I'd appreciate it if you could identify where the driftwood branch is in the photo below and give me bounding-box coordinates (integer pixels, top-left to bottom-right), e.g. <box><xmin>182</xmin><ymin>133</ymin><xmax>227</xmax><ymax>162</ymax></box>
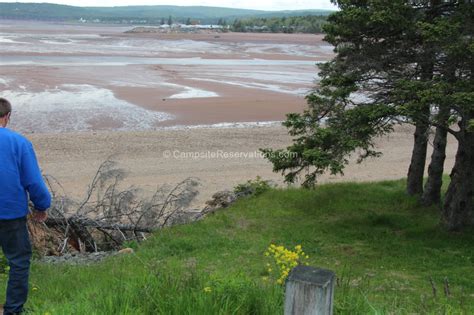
<box><xmin>30</xmin><ymin>159</ymin><xmax>200</xmax><ymax>255</ymax></box>
<box><xmin>45</xmin><ymin>217</ymin><xmax>155</xmax><ymax>233</ymax></box>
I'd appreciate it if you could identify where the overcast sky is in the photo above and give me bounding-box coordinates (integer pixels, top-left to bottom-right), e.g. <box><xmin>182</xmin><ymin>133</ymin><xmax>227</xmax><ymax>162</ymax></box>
<box><xmin>2</xmin><ymin>1</ymin><xmax>338</xmax><ymax>11</ymax></box>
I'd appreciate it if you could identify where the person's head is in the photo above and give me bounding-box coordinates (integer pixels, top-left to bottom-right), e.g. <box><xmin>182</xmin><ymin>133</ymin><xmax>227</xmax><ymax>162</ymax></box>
<box><xmin>0</xmin><ymin>98</ymin><xmax>12</xmax><ymax>127</ymax></box>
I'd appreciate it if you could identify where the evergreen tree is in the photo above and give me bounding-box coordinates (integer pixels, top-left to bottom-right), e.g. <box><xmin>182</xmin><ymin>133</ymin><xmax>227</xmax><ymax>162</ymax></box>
<box><xmin>232</xmin><ymin>19</ymin><xmax>244</xmax><ymax>32</ymax></box>
<box><xmin>262</xmin><ymin>0</ymin><xmax>473</xmax><ymax>230</ymax></box>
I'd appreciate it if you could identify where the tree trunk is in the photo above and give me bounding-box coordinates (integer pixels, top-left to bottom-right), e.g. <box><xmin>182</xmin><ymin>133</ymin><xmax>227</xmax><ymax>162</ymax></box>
<box><xmin>442</xmin><ymin>120</ymin><xmax>474</xmax><ymax>231</ymax></box>
<box><xmin>407</xmin><ymin>57</ymin><xmax>433</xmax><ymax>196</ymax></box>
<box><xmin>407</xmin><ymin>112</ymin><xmax>430</xmax><ymax>195</ymax></box>
<box><xmin>422</xmin><ymin>107</ymin><xmax>450</xmax><ymax>205</ymax></box>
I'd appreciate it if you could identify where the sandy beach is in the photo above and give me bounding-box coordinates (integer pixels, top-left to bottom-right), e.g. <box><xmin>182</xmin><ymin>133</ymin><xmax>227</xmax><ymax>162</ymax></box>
<box><xmin>30</xmin><ymin>125</ymin><xmax>457</xmax><ymax>208</ymax></box>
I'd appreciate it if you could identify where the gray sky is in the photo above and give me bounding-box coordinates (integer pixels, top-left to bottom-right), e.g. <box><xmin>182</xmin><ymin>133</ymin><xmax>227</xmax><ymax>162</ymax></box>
<box><xmin>2</xmin><ymin>1</ymin><xmax>338</xmax><ymax>11</ymax></box>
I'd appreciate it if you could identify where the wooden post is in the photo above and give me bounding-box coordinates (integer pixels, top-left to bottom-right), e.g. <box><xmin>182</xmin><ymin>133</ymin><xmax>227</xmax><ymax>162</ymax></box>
<box><xmin>284</xmin><ymin>265</ymin><xmax>335</xmax><ymax>315</ymax></box>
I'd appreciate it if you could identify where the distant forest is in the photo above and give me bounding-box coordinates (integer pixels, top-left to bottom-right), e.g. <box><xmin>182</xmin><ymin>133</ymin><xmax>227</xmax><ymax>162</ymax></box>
<box><xmin>231</xmin><ymin>15</ymin><xmax>327</xmax><ymax>33</ymax></box>
<box><xmin>0</xmin><ymin>2</ymin><xmax>333</xmax><ymax>31</ymax></box>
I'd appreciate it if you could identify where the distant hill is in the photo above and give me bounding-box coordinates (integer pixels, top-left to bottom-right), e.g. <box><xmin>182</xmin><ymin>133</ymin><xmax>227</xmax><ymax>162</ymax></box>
<box><xmin>0</xmin><ymin>3</ymin><xmax>334</xmax><ymax>24</ymax></box>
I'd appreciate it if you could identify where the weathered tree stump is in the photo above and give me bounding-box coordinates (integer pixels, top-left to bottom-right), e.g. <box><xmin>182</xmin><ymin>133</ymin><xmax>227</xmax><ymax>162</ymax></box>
<box><xmin>284</xmin><ymin>265</ymin><xmax>335</xmax><ymax>315</ymax></box>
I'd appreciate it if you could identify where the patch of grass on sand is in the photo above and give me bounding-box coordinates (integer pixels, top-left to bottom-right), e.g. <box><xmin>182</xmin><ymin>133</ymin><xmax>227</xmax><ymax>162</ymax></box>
<box><xmin>1</xmin><ymin>179</ymin><xmax>473</xmax><ymax>314</ymax></box>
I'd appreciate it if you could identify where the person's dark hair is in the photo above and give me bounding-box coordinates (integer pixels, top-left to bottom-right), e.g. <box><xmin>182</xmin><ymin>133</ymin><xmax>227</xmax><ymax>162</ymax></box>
<box><xmin>0</xmin><ymin>98</ymin><xmax>12</xmax><ymax>118</ymax></box>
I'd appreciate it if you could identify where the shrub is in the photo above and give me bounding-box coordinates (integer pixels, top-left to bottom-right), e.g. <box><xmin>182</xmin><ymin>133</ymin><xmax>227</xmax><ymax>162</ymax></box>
<box><xmin>234</xmin><ymin>176</ymin><xmax>275</xmax><ymax>197</ymax></box>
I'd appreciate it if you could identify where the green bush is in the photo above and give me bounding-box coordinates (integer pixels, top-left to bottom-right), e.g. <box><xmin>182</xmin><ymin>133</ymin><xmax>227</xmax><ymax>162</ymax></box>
<box><xmin>234</xmin><ymin>176</ymin><xmax>275</xmax><ymax>197</ymax></box>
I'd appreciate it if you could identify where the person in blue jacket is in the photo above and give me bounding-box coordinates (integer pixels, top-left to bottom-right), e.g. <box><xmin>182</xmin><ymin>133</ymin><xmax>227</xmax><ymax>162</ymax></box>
<box><xmin>0</xmin><ymin>97</ymin><xmax>51</xmax><ymax>315</ymax></box>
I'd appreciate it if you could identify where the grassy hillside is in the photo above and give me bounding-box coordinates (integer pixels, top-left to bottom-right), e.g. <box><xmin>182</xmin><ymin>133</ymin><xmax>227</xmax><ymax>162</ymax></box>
<box><xmin>85</xmin><ymin>5</ymin><xmax>266</xmax><ymax>19</ymax></box>
<box><xmin>0</xmin><ymin>3</ymin><xmax>90</xmax><ymax>20</ymax></box>
<box><xmin>0</xmin><ymin>3</ymin><xmax>334</xmax><ymax>24</ymax></box>
<box><xmin>1</xmin><ymin>180</ymin><xmax>473</xmax><ymax>314</ymax></box>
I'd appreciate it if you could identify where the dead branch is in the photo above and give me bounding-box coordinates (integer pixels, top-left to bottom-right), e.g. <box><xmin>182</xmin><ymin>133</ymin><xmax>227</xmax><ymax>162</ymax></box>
<box><xmin>30</xmin><ymin>159</ymin><xmax>200</xmax><ymax>255</ymax></box>
<box><xmin>45</xmin><ymin>216</ymin><xmax>155</xmax><ymax>233</ymax></box>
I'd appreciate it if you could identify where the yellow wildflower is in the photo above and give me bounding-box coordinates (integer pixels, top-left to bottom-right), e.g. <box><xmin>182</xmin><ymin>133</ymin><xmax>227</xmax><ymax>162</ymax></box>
<box><xmin>264</xmin><ymin>244</ymin><xmax>311</xmax><ymax>285</ymax></box>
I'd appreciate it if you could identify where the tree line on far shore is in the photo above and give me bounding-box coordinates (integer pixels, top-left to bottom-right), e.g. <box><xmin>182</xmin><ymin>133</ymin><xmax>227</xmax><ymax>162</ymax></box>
<box><xmin>159</xmin><ymin>15</ymin><xmax>328</xmax><ymax>34</ymax></box>
<box><xmin>231</xmin><ymin>15</ymin><xmax>327</xmax><ymax>33</ymax></box>
<box><xmin>263</xmin><ymin>0</ymin><xmax>473</xmax><ymax>231</ymax></box>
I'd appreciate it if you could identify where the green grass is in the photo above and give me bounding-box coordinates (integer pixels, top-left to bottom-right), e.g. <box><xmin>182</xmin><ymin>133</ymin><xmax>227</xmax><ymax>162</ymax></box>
<box><xmin>1</xmin><ymin>179</ymin><xmax>473</xmax><ymax>314</ymax></box>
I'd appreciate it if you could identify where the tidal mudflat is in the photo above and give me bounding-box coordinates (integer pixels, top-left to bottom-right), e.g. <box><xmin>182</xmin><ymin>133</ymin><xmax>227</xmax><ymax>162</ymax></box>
<box><xmin>0</xmin><ymin>21</ymin><xmax>328</xmax><ymax>133</ymax></box>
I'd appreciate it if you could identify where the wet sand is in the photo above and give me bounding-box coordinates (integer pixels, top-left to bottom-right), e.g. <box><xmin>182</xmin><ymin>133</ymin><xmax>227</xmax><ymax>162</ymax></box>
<box><xmin>112</xmin><ymin>79</ymin><xmax>308</xmax><ymax>126</ymax></box>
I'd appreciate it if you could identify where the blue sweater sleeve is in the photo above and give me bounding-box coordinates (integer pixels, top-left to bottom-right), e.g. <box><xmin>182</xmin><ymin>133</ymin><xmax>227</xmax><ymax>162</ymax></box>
<box><xmin>20</xmin><ymin>142</ymin><xmax>52</xmax><ymax>211</ymax></box>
